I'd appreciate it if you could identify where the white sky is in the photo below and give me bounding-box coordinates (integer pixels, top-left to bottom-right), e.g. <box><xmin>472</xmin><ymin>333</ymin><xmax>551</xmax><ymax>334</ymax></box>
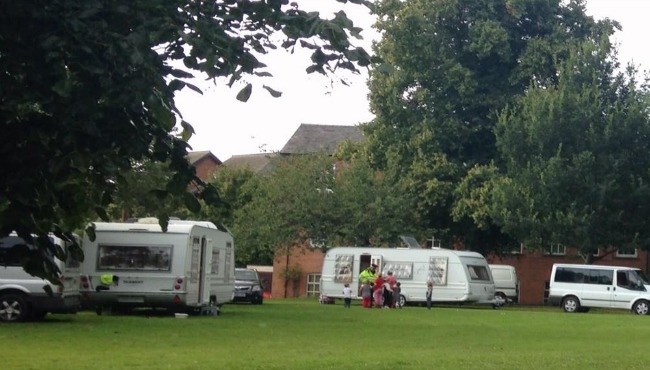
<box><xmin>175</xmin><ymin>0</ymin><xmax>650</xmax><ymax>161</ymax></box>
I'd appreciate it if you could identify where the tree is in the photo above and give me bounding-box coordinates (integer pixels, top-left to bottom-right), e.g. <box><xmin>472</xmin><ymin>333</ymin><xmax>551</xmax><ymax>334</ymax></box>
<box><xmin>490</xmin><ymin>42</ymin><xmax>650</xmax><ymax>262</ymax></box>
<box><xmin>200</xmin><ymin>165</ymin><xmax>261</xmax><ymax>231</ymax></box>
<box><xmin>363</xmin><ymin>0</ymin><xmax>617</xmax><ymax>250</ymax></box>
<box><xmin>230</xmin><ymin>151</ymin><xmax>418</xmax><ymax>266</ymax></box>
<box><xmin>0</xmin><ymin>0</ymin><xmax>372</xmax><ymax>281</ymax></box>
<box><xmin>233</xmin><ymin>154</ymin><xmax>340</xmax><ymax>265</ymax></box>
<box><xmin>108</xmin><ymin>159</ymin><xmax>199</xmax><ymax>222</ymax></box>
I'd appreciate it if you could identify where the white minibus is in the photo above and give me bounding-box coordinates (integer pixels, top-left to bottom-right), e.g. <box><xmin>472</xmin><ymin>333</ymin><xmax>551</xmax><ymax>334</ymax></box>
<box><xmin>549</xmin><ymin>263</ymin><xmax>650</xmax><ymax>315</ymax></box>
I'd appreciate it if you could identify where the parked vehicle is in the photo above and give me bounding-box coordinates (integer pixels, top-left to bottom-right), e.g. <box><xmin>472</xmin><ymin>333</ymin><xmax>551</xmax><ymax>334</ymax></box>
<box><xmin>320</xmin><ymin>237</ymin><xmax>495</xmax><ymax>307</ymax></box>
<box><xmin>0</xmin><ymin>233</ymin><xmax>80</xmax><ymax>322</ymax></box>
<box><xmin>489</xmin><ymin>264</ymin><xmax>519</xmax><ymax>304</ymax></box>
<box><xmin>549</xmin><ymin>263</ymin><xmax>650</xmax><ymax>315</ymax></box>
<box><xmin>233</xmin><ymin>268</ymin><xmax>264</xmax><ymax>304</ymax></box>
<box><xmin>79</xmin><ymin>219</ymin><xmax>234</xmax><ymax>315</ymax></box>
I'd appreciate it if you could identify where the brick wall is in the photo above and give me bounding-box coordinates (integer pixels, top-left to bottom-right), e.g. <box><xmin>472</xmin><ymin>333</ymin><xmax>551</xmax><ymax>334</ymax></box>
<box><xmin>193</xmin><ymin>157</ymin><xmax>218</xmax><ymax>182</ymax></box>
<box><xmin>272</xmin><ymin>246</ymin><xmax>325</xmax><ymax>298</ymax></box>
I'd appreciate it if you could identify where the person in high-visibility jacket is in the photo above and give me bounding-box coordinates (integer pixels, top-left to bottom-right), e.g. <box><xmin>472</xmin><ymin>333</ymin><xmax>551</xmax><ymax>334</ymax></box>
<box><xmin>96</xmin><ymin>274</ymin><xmax>119</xmax><ymax>292</ymax></box>
<box><xmin>359</xmin><ymin>264</ymin><xmax>378</xmax><ymax>284</ymax></box>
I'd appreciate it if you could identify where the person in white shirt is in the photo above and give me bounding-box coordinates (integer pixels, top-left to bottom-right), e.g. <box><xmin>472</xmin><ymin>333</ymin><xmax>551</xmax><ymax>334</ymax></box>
<box><xmin>342</xmin><ymin>283</ymin><xmax>353</xmax><ymax>308</ymax></box>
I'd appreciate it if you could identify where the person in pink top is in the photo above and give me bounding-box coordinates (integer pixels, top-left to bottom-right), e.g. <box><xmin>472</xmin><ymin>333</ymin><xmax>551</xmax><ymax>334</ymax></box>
<box><xmin>385</xmin><ymin>271</ymin><xmax>397</xmax><ymax>288</ymax></box>
<box><xmin>373</xmin><ymin>274</ymin><xmax>385</xmax><ymax>308</ymax></box>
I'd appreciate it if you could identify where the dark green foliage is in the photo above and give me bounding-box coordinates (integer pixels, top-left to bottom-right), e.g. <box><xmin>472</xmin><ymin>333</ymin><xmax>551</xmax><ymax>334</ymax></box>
<box><xmin>363</xmin><ymin>0</ymin><xmax>617</xmax><ymax>251</ymax></box>
<box><xmin>492</xmin><ymin>43</ymin><xmax>650</xmax><ymax>260</ymax></box>
<box><xmin>0</xmin><ymin>0</ymin><xmax>371</xmax><ymax>281</ymax></box>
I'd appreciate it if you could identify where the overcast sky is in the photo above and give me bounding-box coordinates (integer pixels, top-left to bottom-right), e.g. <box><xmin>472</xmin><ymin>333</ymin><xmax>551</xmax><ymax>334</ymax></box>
<box><xmin>175</xmin><ymin>0</ymin><xmax>650</xmax><ymax>161</ymax></box>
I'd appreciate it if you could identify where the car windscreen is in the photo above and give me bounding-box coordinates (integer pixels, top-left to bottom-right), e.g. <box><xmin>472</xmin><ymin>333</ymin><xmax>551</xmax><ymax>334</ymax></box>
<box><xmin>235</xmin><ymin>269</ymin><xmax>258</xmax><ymax>281</ymax></box>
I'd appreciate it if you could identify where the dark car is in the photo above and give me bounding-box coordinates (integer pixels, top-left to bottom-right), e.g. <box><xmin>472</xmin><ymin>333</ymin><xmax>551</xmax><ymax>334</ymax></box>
<box><xmin>233</xmin><ymin>268</ymin><xmax>263</xmax><ymax>304</ymax></box>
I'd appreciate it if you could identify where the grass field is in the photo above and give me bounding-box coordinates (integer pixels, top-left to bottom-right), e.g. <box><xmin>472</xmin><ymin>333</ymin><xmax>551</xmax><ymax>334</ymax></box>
<box><xmin>2</xmin><ymin>299</ymin><xmax>650</xmax><ymax>370</ymax></box>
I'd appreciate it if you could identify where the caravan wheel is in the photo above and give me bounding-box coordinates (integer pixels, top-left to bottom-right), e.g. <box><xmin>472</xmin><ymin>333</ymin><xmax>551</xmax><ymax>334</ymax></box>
<box><xmin>398</xmin><ymin>295</ymin><xmax>406</xmax><ymax>308</ymax></box>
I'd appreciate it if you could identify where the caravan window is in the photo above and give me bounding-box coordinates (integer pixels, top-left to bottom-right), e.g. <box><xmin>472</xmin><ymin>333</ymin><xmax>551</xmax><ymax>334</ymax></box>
<box><xmin>467</xmin><ymin>265</ymin><xmax>491</xmax><ymax>281</ymax></box>
<box><xmin>334</xmin><ymin>254</ymin><xmax>353</xmax><ymax>283</ymax></box>
<box><xmin>98</xmin><ymin>244</ymin><xmax>172</xmax><ymax>271</ymax></box>
<box><xmin>384</xmin><ymin>262</ymin><xmax>413</xmax><ymax>280</ymax></box>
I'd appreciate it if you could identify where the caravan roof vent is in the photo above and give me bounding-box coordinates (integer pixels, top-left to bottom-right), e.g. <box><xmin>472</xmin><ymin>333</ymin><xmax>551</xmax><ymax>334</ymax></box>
<box><xmin>398</xmin><ymin>236</ymin><xmax>422</xmax><ymax>249</ymax></box>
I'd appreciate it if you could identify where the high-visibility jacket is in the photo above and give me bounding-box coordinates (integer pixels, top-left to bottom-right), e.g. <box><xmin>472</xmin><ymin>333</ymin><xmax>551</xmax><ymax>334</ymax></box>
<box><xmin>359</xmin><ymin>268</ymin><xmax>377</xmax><ymax>284</ymax></box>
<box><xmin>100</xmin><ymin>274</ymin><xmax>115</xmax><ymax>285</ymax></box>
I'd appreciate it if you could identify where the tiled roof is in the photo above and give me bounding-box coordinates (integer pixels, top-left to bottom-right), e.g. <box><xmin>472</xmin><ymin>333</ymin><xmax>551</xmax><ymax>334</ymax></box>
<box><xmin>221</xmin><ymin>153</ymin><xmax>276</xmax><ymax>174</ymax></box>
<box><xmin>280</xmin><ymin>124</ymin><xmax>364</xmax><ymax>155</ymax></box>
<box><xmin>187</xmin><ymin>150</ymin><xmax>222</xmax><ymax>165</ymax></box>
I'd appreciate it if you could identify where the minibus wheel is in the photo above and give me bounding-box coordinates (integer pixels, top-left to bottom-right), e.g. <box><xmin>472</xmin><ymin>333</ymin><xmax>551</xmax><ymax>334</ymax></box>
<box><xmin>562</xmin><ymin>296</ymin><xmax>580</xmax><ymax>313</ymax></box>
<box><xmin>632</xmin><ymin>300</ymin><xmax>650</xmax><ymax>315</ymax></box>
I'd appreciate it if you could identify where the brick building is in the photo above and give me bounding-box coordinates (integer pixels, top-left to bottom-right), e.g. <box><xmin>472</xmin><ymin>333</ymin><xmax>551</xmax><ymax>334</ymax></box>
<box><xmin>187</xmin><ymin>150</ymin><xmax>222</xmax><ymax>181</ymax></box>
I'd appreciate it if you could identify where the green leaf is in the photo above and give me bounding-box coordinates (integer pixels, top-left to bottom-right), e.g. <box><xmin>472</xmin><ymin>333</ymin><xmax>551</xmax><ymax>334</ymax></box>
<box><xmin>184</xmin><ymin>82</ymin><xmax>203</xmax><ymax>95</ymax></box>
<box><xmin>95</xmin><ymin>207</ymin><xmax>109</xmax><ymax>221</ymax></box>
<box><xmin>68</xmin><ymin>243</ymin><xmax>85</xmax><ymax>263</ymax></box>
<box><xmin>262</xmin><ymin>85</ymin><xmax>283</xmax><ymax>98</ymax></box>
<box><xmin>183</xmin><ymin>192</ymin><xmax>202</xmax><ymax>213</ymax></box>
<box><xmin>180</xmin><ymin>120</ymin><xmax>195</xmax><ymax>141</ymax></box>
<box><xmin>236</xmin><ymin>83</ymin><xmax>253</xmax><ymax>102</ymax></box>
<box><xmin>86</xmin><ymin>224</ymin><xmax>96</xmax><ymax>242</ymax></box>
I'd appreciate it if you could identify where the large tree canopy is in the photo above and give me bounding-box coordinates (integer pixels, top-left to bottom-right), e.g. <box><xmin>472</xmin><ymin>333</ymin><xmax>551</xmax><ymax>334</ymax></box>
<box><xmin>0</xmin><ymin>0</ymin><xmax>372</xmax><ymax>280</ymax></box>
<box><xmin>362</xmin><ymin>0</ymin><xmax>617</xmax><ymax>250</ymax></box>
<box><xmin>490</xmin><ymin>43</ymin><xmax>650</xmax><ymax>261</ymax></box>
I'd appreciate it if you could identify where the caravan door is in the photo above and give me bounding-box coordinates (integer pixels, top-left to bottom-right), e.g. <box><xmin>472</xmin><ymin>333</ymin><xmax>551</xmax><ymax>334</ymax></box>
<box><xmin>187</xmin><ymin>235</ymin><xmax>209</xmax><ymax>306</ymax></box>
<box><xmin>371</xmin><ymin>255</ymin><xmax>383</xmax><ymax>276</ymax></box>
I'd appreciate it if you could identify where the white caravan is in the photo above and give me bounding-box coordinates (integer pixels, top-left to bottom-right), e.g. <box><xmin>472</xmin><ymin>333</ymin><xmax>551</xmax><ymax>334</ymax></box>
<box><xmin>549</xmin><ymin>263</ymin><xmax>650</xmax><ymax>315</ymax></box>
<box><xmin>79</xmin><ymin>220</ymin><xmax>234</xmax><ymax>314</ymax></box>
<box><xmin>320</xmin><ymin>240</ymin><xmax>495</xmax><ymax>306</ymax></box>
<box><xmin>0</xmin><ymin>233</ymin><xmax>80</xmax><ymax>322</ymax></box>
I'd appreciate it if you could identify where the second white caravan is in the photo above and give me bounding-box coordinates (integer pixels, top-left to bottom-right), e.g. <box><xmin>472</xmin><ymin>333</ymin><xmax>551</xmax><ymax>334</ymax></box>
<box><xmin>80</xmin><ymin>220</ymin><xmax>234</xmax><ymax>314</ymax></box>
<box><xmin>320</xmin><ymin>241</ymin><xmax>495</xmax><ymax>306</ymax></box>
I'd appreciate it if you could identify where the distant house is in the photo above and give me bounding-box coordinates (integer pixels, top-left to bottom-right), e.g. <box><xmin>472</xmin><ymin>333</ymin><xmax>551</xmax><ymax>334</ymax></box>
<box><xmin>221</xmin><ymin>153</ymin><xmax>277</xmax><ymax>175</ymax></box>
<box><xmin>187</xmin><ymin>150</ymin><xmax>222</xmax><ymax>181</ymax></box>
<box><xmin>280</xmin><ymin>123</ymin><xmax>364</xmax><ymax>155</ymax></box>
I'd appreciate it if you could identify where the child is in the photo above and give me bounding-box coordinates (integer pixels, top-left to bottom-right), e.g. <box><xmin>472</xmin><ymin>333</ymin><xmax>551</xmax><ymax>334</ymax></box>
<box><xmin>342</xmin><ymin>283</ymin><xmax>352</xmax><ymax>308</ymax></box>
<box><xmin>392</xmin><ymin>281</ymin><xmax>402</xmax><ymax>309</ymax></box>
<box><xmin>382</xmin><ymin>278</ymin><xmax>393</xmax><ymax>309</ymax></box>
<box><xmin>426</xmin><ymin>281</ymin><xmax>433</xmax><ymax>309</ymax></box>
<box><xmin>359</xmin><ymin>282</ymin><xmax>372</xmax><ymax>308</ymax></box>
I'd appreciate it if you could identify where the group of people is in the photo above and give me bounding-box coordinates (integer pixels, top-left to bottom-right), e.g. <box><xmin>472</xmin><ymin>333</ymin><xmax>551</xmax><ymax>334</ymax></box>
<box><xmin>357</xmin><ymin>263</ymin><xmax>402</xmax><ymax>309</ymax></box>
<box><xmin>340</xmin><ymin>263</ymin><xmax>434</xmax><ymax>309</ymax></box>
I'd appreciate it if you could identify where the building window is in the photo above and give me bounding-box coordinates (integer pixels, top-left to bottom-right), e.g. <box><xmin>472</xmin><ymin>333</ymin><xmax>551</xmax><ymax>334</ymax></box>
<box><xmin>616</xmin><ymin>247</ymin><xmax>637</xmax><ymax>258</ymax></box>
<box><xmin>546</xmin><ymin>244</ymin><xmax>566</xmax><ymax>256</ymax></box>
<box><xmin>306</xmin><ymin>273</ymin><xmax>321</xmax><ymax>297</ymax></box>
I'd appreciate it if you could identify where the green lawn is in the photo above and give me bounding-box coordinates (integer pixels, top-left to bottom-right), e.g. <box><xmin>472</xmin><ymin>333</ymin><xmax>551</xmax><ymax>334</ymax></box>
<box><xmin>2</xmin><ymin>300</ymin><xmax>650</xmax><ymax>370</ymax></box>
